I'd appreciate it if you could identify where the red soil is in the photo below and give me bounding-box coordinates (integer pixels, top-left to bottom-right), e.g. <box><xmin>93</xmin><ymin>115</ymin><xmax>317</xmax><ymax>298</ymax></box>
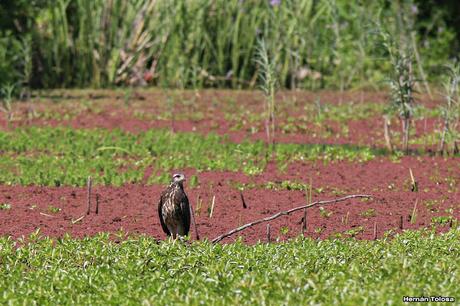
<box><xmin>0</xmin><ymin>89</ymin><xmax>448</xmax><ymax>150</ymax></box>
<box><xmin>1</xmin><ymin>157</ymin><xmax>458</xmax><ymax>243</ymax></box>
<box><xmin>0</xmin><ymin>90</ymin><xmax>458</xmax><ymax>243</ymax></box>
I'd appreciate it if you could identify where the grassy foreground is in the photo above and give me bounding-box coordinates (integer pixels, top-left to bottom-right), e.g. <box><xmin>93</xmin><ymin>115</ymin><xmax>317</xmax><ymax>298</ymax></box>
<box><xmin>0</xmin><ymin>229</ymin><xmax>459</xmax><ymax>305</ymax></box>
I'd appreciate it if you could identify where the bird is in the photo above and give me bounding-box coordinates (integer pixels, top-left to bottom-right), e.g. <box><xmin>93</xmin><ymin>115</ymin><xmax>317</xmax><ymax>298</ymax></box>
<box><xmin>158</xmin><ymin>173</ymin><xmax>191</xmax><ymax>239</ymax></box>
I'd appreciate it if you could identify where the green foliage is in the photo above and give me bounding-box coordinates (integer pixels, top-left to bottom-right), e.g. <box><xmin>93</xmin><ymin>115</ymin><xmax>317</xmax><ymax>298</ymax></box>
<box><xmin>0</xmin><ymin>127</ymin><xmax>380</xmax><ymax>186</ymax></box>
<box><xmin>0</xmin><ymin>84</ymin><xmax>15</xmax><ymax>123</ymax></box>
<box><xmin>0</xmin><ymin>0</ymin><xmax>457</xmax><ymax>89</ymax></box>
<box><xmin>1</xmin><ymin>230</ymin><xmax>460</xmax><ymax>304</ymax></box>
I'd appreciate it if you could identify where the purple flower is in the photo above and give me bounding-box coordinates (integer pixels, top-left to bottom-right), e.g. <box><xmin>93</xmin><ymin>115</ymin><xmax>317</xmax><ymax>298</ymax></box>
<box><xmin>270</xmin><ymin>0</ymin><xmax>280</xmax><ymax>7</ymax></box>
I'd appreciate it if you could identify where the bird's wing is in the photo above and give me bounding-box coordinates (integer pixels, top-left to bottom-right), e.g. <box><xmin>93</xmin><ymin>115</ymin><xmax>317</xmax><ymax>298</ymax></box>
<box><xmin>158</xmin><ymin>190</ymin><xmax>171</xmax><ymax>236</ymax></box>
<box><xmin>179</xmin><ymin>192</ymin><xmax>191</xmax><ymax>234</ymax></box>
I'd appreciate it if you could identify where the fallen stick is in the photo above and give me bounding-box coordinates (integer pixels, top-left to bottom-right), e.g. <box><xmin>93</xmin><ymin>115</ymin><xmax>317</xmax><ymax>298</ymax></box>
<box><xmin>86</xmin><ymin>176</ymin><xmax>92</xmax><ymax>215</ymax></box>
<box><xmin>40</xmin><ymin>212</ymin><xmax>54</xmax><ymax>218</ymax></box>
<box><xmin>72</xmin><ymin>215</ymin><xmax>85</xmax><ymax>224</ymax></box>
<box><xmin>211</xmin><ymin>194</ymin><xmax>372</xmax><ymax>243</ymax></box>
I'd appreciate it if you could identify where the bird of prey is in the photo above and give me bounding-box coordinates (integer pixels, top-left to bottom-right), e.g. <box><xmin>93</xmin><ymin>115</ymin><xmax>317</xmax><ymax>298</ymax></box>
<box><xmin>158</xmin><ymin>173</ymin><xmax>191</xmax><ymax>239</ymax></box>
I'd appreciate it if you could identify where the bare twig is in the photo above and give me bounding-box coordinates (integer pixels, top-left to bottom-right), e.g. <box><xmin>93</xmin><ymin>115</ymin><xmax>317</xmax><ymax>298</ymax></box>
<box><xmin>212</xmin><ymin>194</ymin><xmax>372</xmax><ymax>243</ymax></box>
<box><xmin>400</xmin><ymin>215</ymin><xmax>404</xmax><ymax>230</ymax></box>
<box><xmin>86</xmin><ymin>176</ymin><xmax>92</xmax><ymax>215</ymax></box>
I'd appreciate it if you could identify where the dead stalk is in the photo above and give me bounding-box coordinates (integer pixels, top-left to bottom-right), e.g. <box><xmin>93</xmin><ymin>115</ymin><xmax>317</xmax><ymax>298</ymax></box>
<box><xmin>383</xmin><ymin>115</ymin><xmax>393</xmax><ymax>152</ymax></box>
<box><xmin>302</xmin><ymin>208</ymin><xmax>307</xmax><ymax>234</ymax></box>
<box><xmin>266</xmin><ymin>224</ymin><xmax>271</xmax><ymax>243</ymax></box>
<box><xmin>86</xmin><ymin>176</ymin><xmax>92</xmax><ymax>215</ymax></box>
<box><xmin>240</xmin><ymin>191</ymin><xmax>247</xmax><ymax>209</ymax></box>
<box><xmin>195</xmin><ymin>195</ymin><xmax>202</xmax><ymax>216</ymax></box>
<box><xmin>189</xmin><ymin>202</ymin><xmax>200</xmax><ymax>240</ymax></box>
<box><xmin>212</xmin><ymin>194</ymin><xmax>372</xmax><ymax>243</ymax></box>
<box><xmin>409</xmin><ymin>168</ymin><xmax>418</xmax><ymax>192</ymax></box>
<box><xmin>410</xmin><ymin>198</ymin><xmax>418</xmax><ymax>224</ymax></box>
<box><xmin>209</xmin><ymin>195</ymin><xmax>216</xmax><ymax>218</ymax></box>
<box><xmin>95</xmin><ymin>193</ymin><xmax>100</xmax><ymax>214</ymax></box>
<box><xmin>373</xmin><ymin>222</ymin><xmax>377</xmax><ymax>240</ymax></box>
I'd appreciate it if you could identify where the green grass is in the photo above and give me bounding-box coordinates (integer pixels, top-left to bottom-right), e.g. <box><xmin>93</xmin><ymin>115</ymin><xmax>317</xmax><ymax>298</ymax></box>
<box><xmin>0</xmin><ymin>127</ymin><xmax>380</xmax><ymax>186</ymax></box>
<box><xmin>1</xmin><ymin>229</ymin><xmax>459</xmax><ymax>305</ymax></box>
<box><xmin>2</xmin><ymin>1</ymin><xmax>455</xmax><ymax>90</ymax></box>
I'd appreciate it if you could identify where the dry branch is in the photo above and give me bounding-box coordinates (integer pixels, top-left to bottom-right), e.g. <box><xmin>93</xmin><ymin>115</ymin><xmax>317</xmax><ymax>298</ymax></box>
<box><xmin>211</xmin><ymin>194</ymin><xmax>372</xmax><ymax>243</ymax></box>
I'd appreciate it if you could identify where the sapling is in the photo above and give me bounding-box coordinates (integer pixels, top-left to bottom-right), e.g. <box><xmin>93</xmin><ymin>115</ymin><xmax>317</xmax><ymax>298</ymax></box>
<box><xmin>379</xmin><ymin>14</ymin><xmax>416</xmax><ymax>155</ymax></box>
<box><xmin>255</xmin><ymin>39</ymin><xmax>277</xmax><ymax>155</ymax></box>
<box><xmin>0</xmin><ymin>84</ymin><xmax>15</xmax><ymax>128</ymax></box>
<box><xmin>438</xmin><ymin>64</ymin><xmax>460</xmax><ymax>155</ymax></box>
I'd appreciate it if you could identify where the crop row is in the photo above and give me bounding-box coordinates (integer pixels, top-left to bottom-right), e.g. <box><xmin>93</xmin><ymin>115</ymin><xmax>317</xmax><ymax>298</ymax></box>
<box><xmin>0</xmin><ymin>127</ymin><xmax>378</xmax><ymax>186</ymax></box>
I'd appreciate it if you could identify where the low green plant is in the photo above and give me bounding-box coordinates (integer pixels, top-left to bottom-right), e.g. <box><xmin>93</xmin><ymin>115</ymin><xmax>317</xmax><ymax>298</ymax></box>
<box><xmin>319</xmin><ymin>206</ymin><xmax>333</xmax><ymax>218</ymax></box>
<box><xmin>344</xmin><ymin>226</ymin><xmax>364</xmax><ymax>237</ymax></box>
<box><xmin>360</xmin><ymin>208</ymin><xmax>376</xmax><ymax>218</ymax></box>
<box><xmin>0</xmin><ymin>203</ymin><xmax>11</xmax><ymax>210</ymax></box>
<box><xmin>47</xmin><ymin>205</ymin><xmax>61</xmax><ymax>214</ymax></box>
<box><xmin>0</xmin><ymin>127</ymin><xmax>380</xmax><ymax>186</ymax></box>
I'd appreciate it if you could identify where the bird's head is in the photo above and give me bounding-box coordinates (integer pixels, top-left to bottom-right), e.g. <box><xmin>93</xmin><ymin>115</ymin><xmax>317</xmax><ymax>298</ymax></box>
<box><xmin>171</xmin><ymin>173</ymin><xmax>186</xmax><ymax>185</ymax></box>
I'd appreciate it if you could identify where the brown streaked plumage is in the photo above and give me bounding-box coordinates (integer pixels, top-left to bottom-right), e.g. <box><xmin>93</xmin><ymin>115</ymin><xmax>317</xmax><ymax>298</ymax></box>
<box><xmin>158</xmin><ymin>173</ymin><xmax>191</xmax><ymax>239</ymax></box>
